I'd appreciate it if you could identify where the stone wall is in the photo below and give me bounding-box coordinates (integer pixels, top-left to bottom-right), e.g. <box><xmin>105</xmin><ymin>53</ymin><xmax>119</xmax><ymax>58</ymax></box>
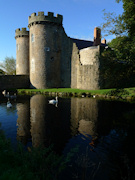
<box><xmin>77</xmin><ymin>46</ymin><xmax>100</xmax><ymax>90</ymax></box>
<box><xmin>28</xmin><ymin>12</ymin><xmax>64</xmax><ymax>89</ymax></box>
<box><xmin>71</xmin><ymin>42</ymin><xmax>80</xmax><ymax>89</ymax></box>
<box><xmin>60</xmin><ymin>30</ymin><xmax>73</xmax><ymax>88</ymax></box>
<box><xmin>71</xmin><ymin>45</ymin><xmax>101</xmax><ymax>90</ymax></box>
<box><xmin>16</xmin><ymin>36</ymin><xmax>29</xmax><ymax>75</ymax></box>
<box><xmin>29</xmin><ymin>23</ymin><xmax>62</xmax><ymax>89</ymax></box>
<box><xmin>0</xmin><ymin>75</ymin><xmax>30</xmax><ymax>90</ymax></box>
<box><xmin>15</xmin><ymin>28</ymin><xmax>29</xmax><ymax>75</ymax></box>
<box><xmin>15</xmin><ymin>11</ymin><xmax>104</xmax><ymax>90</ymax></box>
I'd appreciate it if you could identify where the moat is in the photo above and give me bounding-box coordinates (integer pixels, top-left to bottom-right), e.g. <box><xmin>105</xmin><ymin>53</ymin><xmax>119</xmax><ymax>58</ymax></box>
<box><xmin>0</xmin><ymin>95</ymin><xmax>135</xmax><ymax>179</ymax></box>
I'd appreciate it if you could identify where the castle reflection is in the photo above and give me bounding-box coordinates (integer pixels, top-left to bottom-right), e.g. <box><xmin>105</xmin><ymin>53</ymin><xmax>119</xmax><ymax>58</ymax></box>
<box><xmin>30</xmin><ymin>95</ymin><xmax>48</xmax><ymax>147</ymax></box>
<box><xmin>16</xmin><ymin>95</ymin><xmax>99</xmax><ymax>152</ymax></box>
<box><xmin>11</xmin><ymin>95</ymin><xmax>135</xmax><ymax>179</ymax></box>
<box><xmin>16</xmin><ymin>100</ymin><xmax>30</xmax><ymax>145</ymax></box>
<box><xmin>71</xmin><ymin>98</ymin><xmax>98</xmax><ymax>137</ymax></box>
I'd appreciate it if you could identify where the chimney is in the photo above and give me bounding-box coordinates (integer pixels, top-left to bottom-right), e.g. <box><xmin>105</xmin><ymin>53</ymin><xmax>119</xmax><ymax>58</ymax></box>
<box><xmin>101</xmin><ymin>38</ymin><xmax>106</xmax><ymax>44</ymax></box>
<box><xmin>93</xmin><ymin>27</ymin><xmax>101</xmax><ymax>46</ymax></box>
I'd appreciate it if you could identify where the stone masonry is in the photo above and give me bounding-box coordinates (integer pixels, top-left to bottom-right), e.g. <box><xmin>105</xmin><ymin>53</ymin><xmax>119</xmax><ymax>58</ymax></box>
<box><xmin>15</xmin><ymin>11</ymin><xmax>106</xmax><ymax>90</ymax></box>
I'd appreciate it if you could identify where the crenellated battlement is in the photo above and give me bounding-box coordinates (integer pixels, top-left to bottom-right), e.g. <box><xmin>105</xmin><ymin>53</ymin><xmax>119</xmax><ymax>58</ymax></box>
<box><xmin>28</xmin><ymin>11</ymin><xmax>63</xmax><ymax>27</ymax></box>
<box><xmin>15</xmin><ymin>28</ymin><xmax>29</xmax><ymax>39</ymax></box>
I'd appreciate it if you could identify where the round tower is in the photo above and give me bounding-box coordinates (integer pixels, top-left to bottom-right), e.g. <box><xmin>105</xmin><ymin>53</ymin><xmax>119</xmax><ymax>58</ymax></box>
<box><xmin>28</xmin><ymin>12</ymin><xmax>63</xmax><ymax>89</ymax></box>
<box><xmin>15</xmin><ymin>28</ymin><xmax>29</xmax><ymax>75</ymax></box>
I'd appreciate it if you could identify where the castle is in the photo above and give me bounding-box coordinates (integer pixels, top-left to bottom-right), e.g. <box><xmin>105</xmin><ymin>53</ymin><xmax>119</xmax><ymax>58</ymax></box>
<box><xmin>15</xmin><ymin>11</ymin><xmax>106</xmax><ymax>90</ymax></box>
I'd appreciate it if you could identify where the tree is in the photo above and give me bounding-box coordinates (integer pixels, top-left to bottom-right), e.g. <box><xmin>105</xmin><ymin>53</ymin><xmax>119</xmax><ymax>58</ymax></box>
<box><xmin>0</xmin><ymin>69</ymin><xmax>5</xmax><ymax>75</ymax></box>
<box><xmin>101</xmin><ymin>9</ymin><xmax>126</xmax><ymax>37</ymax></box>
<box><xmin>100</xmin><ymin>47</ymin><xmax>135</xmax><ymax>88</ymax></box>
<box><xmin>117</xmin><ymin>0</ymin><xmax>135</xmax><ymax>37</ymax></box>
<box><xmin>99</xmin><ymin>0</ymin><xmax>135</xmax><ymax>88</ymax></box>
<box><xmin>101</xmin><ymin>0</ymin><xmax>135</xmax><ymax>64</ymax></box>
<box><xmin>0</xmin><ymin>57</ymin><xmax>16</xmax><ymax>75</ymax></box>
<box><xmin>102</xmin><ymin>0</ymin><xmax>135</xmax><ymax>37</ymax></box>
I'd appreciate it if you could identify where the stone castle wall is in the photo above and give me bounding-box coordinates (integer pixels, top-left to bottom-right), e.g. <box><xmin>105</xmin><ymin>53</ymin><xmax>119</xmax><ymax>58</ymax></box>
<box><xmin>77</xmin><ymin>46</ymin><xmax>100</xmax><ymax>90</ymax></box>
<box><xmin>71</xmin><ymin>45</ymin><xmax>101</xmax><ymax>90</ymax></box>
<box><xmin>15</xmin><ymin>28</ymin><xmax>29</xmax><ymax>75</ymax></box>
<box><xmin>14</xmin><ymin>11</ymin><xmax>105</xmax><ymax>90</ymax></box>
<box><xmin>29</xmin><ymin>23</ymin><xmax>61</xmax><ymax>88</ymax></box>
<box><xmin>0</xmin><ymin>75</ymin><xmax>30</xmax><ymax>90</ymax></box>
<box><xmin>28</xmin><ymin>12</ymin><xmax>63</xmax><ymax>89</ymax></box>
<box><xmin>60</xmin><ymin>30</ymin><xmax>74</xmax><ymax>88</ymax></box>
<box><xmin>71</xmin><ymin>43</ymin><xmax>80</xmax><ymax>89</ymax></box>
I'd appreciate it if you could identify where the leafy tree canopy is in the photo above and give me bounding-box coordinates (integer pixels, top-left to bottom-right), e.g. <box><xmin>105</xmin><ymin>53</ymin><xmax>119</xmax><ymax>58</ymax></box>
<box><xmin>0</xmin><ymin>57</ymin><xmax>16</xmax><ymax>75</ymax></box>
<box><xmin>102</xmin><ymin>0</ymin><xmax>135</xmax><ymax>37</ymax></box>
<box><xmin>101</xmin><ymin>0</ymin><xmax>135</xmax><ymax>63</ymax></box>
<box><xmin>117</xmin><ymin>0</ymin><xmax>135</xmax><ymax>37</ymax></box>
<box><xmin>0</xmin><ymin>69</ymin><xmax>5</xmax><ymax>75</ymax></box>
<box><xmin>100</xmin><ymin>0</ymin><xmax>135</xmax><ymax>88</ymax></box>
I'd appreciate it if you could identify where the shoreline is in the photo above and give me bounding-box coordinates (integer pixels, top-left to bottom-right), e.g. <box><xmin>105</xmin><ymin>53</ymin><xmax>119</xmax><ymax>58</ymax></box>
<box><xmin>17</xmin><ymin>88</ymin><xmax>135</xmax><ymax>103</ymax></box>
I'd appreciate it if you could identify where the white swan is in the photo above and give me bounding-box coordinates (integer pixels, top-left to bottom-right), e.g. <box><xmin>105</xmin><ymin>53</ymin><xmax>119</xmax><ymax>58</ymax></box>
<box><xmin>2</xmin><ymin>90</ymin><xmax>6</xmax><ymax>95</ymax></box>
<box><xmin>7</xmin><ymin>101</ymin><xmax>12</xmax><ymax>108</ymax></box>
<box><xmin>49</xmin><ymin>96</ymin><xmax>58</xmax><ymax>104</ymax></box>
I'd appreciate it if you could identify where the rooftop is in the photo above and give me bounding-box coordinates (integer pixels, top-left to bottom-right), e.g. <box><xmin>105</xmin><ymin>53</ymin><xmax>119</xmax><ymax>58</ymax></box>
<box><xmin>71</xmin><ymin>38</ymin><xmax>106</xmax><ymax>50</ymax></box>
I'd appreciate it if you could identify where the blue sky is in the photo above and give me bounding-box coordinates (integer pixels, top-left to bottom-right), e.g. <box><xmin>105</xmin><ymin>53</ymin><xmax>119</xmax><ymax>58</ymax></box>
<box><xmin>0</xmin><ymin>0</ymin><xmax>123</xmax><ymax>62</ymax></box>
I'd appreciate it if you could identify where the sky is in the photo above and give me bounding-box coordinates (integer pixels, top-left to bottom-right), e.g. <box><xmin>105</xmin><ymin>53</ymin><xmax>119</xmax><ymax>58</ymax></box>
<box><xmin>0</xmin><ymin>0</ymin><xmax>123</xmax><ymax>62</ymax></box>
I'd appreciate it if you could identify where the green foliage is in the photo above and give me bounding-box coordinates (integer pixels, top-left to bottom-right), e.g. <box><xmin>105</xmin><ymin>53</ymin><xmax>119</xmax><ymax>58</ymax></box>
<box><xmin>17</xmin><ymin>88</ymin><xmax>135</xmax><ymax>102</ymax></box>
<box><xmin>122</xmin><ymin>0</ymin><xmax>135</xmax><ymax>37</ymax></box>
<box><xmin>106</xmin><ymin>88</ymin><xmax>129</xmax><ymax>97</ymax></box>
<box><xmin>101</xmin><ymin>0</ymin><xmax>135</xmax><ymax>88</ymax></box>
<box><xmin>0</xmin><ymin>69</ymin><xmax>5</xmax><ymax>75</ymax></box>
<box><xmin>0</xmin><ymin>129</ymin><xmax>69</xmax><ymax>180</ymax></box>
<box><xmin>99</xmin><ymin>47</ymin><xmax>135</xmax><ymax>88</ymax></box>
<box><xmin>0</xmin><ymin>56</ymin><xmax>16</xmax><ymax>75</ymax></box>
<box><xmin>101</xmin><ymin>9</ymin><xmax>125</xmax><ymax>36</ymax></box>
<box><xmin>102</xmin><ymin>0</ymin><xmax>135</xmax><ymax>37</ymax></box>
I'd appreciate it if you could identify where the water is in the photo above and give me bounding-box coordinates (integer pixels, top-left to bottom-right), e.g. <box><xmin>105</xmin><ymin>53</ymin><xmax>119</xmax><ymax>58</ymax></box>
<box><xmin>0</xmin><ymin>94</ymin><xmax>135</xmax><ymax>179</ymax></box>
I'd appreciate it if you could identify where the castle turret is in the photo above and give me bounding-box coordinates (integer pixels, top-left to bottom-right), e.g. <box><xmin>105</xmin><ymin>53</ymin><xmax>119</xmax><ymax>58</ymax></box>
<box><xmin>28</xmin><ymin>12</ymin><xmax>63</xmax><ymax>89</ymax></box>
<box><xmin>15</xmin><ymin>28</ymin><xmax>29</xmax><ymax>75</ymax></box>
<box><xmin>93</xmin><ymin>27</ymin><xmax>101</xmax><ymax>46</ymax></box>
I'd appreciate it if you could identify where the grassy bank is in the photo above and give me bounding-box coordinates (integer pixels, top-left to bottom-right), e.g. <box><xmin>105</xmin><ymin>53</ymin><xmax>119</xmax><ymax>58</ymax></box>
<box><xmin>17</xmin><ymin>87</ymin><xmax>135</xmax><ymax>102</ymax></box>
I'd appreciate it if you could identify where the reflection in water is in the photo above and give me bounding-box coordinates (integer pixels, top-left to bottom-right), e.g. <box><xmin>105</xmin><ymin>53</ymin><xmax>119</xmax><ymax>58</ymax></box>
<box><xmin>71</xmin><ymin>98</ymin><xmax>98</xmax><ymax>137</ymax></box>
<box><xmin>14</xmin><ymin>95</ymin><xmax>135</xmax><ymax>179</ymax></box>
<box><xmin>16</xmin><ymin>101</ymin><xmax>30</xmax><ymax>145</ymax></box>
<box><xmin>17</xmin><ymin>95</ymin><xmax>99</xmax><ymax>150</ymax></box>
<box><xmin>29</xmin><ymin>95</ymin><xmax>71</xmax><ymax>152</ymax></box>
<box><xmin>30</xmin><ymin>95</ymin><xmax>47</xmax><ymax>147</ymax></box>
<box><xmin>71</xmin><ymin>98</ymin><xmax>98</xmax><ymax>154</ymax></box>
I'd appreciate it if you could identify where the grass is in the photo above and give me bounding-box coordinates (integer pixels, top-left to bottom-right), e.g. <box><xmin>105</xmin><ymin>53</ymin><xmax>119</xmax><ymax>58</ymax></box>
<box><xmin>17</xmin><ymin>88</ymin><xmax>113</xmax><ymax>95</ymax></box>
<box><xmin>17</xmin><ymin>87</ymin><xmax>135</xmax><ymax>101</ymax></box>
